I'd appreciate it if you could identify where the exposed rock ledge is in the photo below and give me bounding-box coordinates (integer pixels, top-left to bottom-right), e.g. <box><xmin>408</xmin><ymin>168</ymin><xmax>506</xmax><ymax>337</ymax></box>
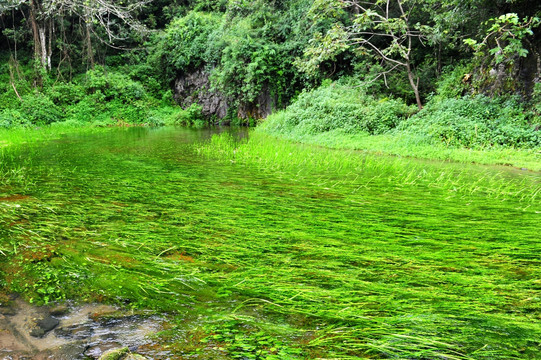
<box><xmin>173</xmin><ymin>69</ymin><xmax>275</xmax><ymax>122</ymax></box>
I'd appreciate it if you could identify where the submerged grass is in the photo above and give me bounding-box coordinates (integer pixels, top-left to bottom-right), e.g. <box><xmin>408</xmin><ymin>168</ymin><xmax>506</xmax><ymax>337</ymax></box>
<box><xmin>1</xmin><ymin>127</ymin><xmax>540</xmax><ymax>359</ymax></box>
<box><xmin>0</xmin><ymin>122</ymin><xmax>113</xmax><ymax>148</ymax></box>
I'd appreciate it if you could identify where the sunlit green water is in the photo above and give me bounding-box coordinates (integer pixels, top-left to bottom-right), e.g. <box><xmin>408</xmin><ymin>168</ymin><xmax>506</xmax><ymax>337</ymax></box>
<box><xmin>0</xmin><ymin>127</ymin><xmax>540</xmax><ymax>359</ymax></box>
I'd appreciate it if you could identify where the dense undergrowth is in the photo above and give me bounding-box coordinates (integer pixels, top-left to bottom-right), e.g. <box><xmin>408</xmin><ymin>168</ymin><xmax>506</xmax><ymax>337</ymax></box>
<box><xmin>0</xmin><ymin>60</ymin><xmax>207</xmax><ymax>129</ymax></box>
<box><xmin>259</xmin><ymin>77</ymin><xmax>541</xmax><ymax>170</ymax></box>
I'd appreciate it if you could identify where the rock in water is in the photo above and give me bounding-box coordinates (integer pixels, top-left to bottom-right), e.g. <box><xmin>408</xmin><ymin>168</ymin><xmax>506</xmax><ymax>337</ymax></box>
<box><xmin>98</xmin><ymin>347</ymin><xmax>149</xmax><ymax>360</ymax></box>
<box><xmin>126</xmin><ymin>354</ymin><xmax>148</xmax><ymax>360</ymax></box>
<box><xmin>99</xmin><ymin>347</ymin><xmax>129</xmax><ymax>360</ymax></box>
<box><xmin>29</xmin><ymin>314</ymin><xmax>60</xmax><ymax>337</ymax></box>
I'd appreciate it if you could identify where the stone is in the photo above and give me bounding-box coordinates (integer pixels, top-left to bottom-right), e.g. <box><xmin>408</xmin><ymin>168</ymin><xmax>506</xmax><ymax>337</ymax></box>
<box><xmin>55</xmin><ymin>323</ymin><xmax>94</xmax><ymax>339</ymax></box>
<box><xmin>173</xmin><ymin>68</ymin><xmax>276</xmax><ymax>122</ymax></box>
<box><xmin>49</xmin><ymin>304</ymin><xmax>70</xmax><ymax>316</ymax></box>
<box><xmin>96</xmin><ymin>347</ymin><xmax>149</xmax><ymax>360</ymax></box>
<box><xmin>174</xmin><ymin>69</ymin><xmax>229</xmax><ymax>120</ymax></box>
<box><xmin>0</xmin><ymin>304</ymin><xmax>17</xmax><ymax>316</ymax></box>
<box><xmin>29</xmin><ymin>314</ymin><xmax>60</xmax><ymax>338</ymax></box>
<box><xmin>125</xmin><ymin>354</ymin><xmax>148</xmax><ymax>360</ymax></box>
<box><xmin>98</xmin><ymin>347</ymin><xmax>129</xmax><ymax>360</ymax></box>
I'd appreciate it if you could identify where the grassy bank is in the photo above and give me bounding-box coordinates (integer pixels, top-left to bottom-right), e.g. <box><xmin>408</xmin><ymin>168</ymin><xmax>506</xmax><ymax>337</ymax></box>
<box><xmin>197</xmin><ymin>131</ymin><xmax>541</xmax><ymax>203</ymax></box>
<box><xmin>258</xmin><ymin>81</ymin><xmax>541</xmax><ymax>171</ymax></box>
<box><xmin>257</xmin><ymin>127</ymin><xmax>541</xmax><ymax>171</ymax></box>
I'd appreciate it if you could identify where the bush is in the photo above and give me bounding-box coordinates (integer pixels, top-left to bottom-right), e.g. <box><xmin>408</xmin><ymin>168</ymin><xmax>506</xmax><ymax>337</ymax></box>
<box><xmin>162</xmin><ymin>103</ymin><xmax>207</xmax><ymax>127</ymax></box>
<box><xmin>45</xmin><ymin>82</ymin><xmax>85</xmax><ymax>106</ymax></box>
<box><xmin>0</xmin><ymin>109</ymin><xmax>31</xmax><ymax>128</ymax></box>
<box><xmin>262</xmin><ymin>81</ymin><xmax>416</xmax><ymax>136</ymax></box>
<box><xmin>19</xmin><ymin>93</ymin><xmax>64</xmax><ymax>125</ymax></box>
<box><xmin>66</xmin><ymin>92</ymin><xmax>107</xmax><ymax>123</ymax></box>
<box><xmin>153</xmin><ymin>11</ymin><xmax>221</xmax><ymax>82</ymax></box>
<box><xmin>83</xmin><ymin>66</ymin><xmax>147</xmax><ymax>103</ymax></box>
<box><xmin>399</xmin><ymin>95</ymin><xmax>540</xmax><ymax>148</ymax></box>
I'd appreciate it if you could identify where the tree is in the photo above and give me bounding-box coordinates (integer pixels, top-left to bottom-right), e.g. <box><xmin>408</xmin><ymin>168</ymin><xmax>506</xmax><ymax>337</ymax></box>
<box><xmin>0</xmin><ymin>0</ymin><xmax>150</xmax><ymax>74</ymax></box>
<box><xmin>464</xmin><ymin>13</ymin><xmax>540</xmax><ymax>65</ymax></box>
<box><xmin>298</xmin><ymin>0</ymin><xmax>433</xmax><ymax>109</ymax></box>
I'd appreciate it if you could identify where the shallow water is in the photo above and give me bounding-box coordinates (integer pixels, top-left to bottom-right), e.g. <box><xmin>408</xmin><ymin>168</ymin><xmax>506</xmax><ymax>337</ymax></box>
<box><xmin>0</xmin><ymin>127</ymin><xmax>540</xmax><ymax>359</ymax></box>
<box><xmin>0</xmin><ymin>297</ymin><xmax>163</xmax><ymax>359</ymax></box>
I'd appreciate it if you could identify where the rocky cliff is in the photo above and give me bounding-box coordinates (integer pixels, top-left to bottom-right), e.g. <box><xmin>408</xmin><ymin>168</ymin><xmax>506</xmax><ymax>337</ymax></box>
<box><xmin>173</xmin><ymin>70</ymin><xmax>275</xmax><ymax>123</ymax></box>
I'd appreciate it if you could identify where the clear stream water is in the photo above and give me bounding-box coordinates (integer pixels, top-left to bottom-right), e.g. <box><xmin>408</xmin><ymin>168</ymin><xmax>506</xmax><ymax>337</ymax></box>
<box><xmin>0</xmin><ymin>127</ymin><xmax>540</xmax><ymax>359</ymax></box>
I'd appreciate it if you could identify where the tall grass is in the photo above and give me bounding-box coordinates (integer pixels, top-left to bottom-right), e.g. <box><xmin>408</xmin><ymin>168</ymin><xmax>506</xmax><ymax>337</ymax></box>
<box><xmin>197</xmin><ymin>131</ymin><xmax>541</xmax><ymax>203</ymax></box>
<box><xmin>258</xmin><ymin>81</ymin><xmax>541</xmax><ymax>171</ymax></box>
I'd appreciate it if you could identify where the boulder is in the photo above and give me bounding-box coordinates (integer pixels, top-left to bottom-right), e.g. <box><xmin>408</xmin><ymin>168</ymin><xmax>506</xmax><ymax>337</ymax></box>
<box><xmin>174</xmin><ymin>69</ymin><xmax>228</xmax><ymax>120</ymax></box>
<box><xmin>29</xmin><ymin>314</ymin><xmax>59</xmax><ymax>338</ymax></box>
<box><xmin>98</xmin><ymin>347</ymin><xmax>149</xmax><ymax>360</ymax></box>
<box><xmin>173</xmin><ymin>69</ymin><xmax>276</xmax><ymax>122</ymax></box>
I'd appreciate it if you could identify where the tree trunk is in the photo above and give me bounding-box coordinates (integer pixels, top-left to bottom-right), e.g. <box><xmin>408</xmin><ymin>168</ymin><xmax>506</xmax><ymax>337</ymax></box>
<box><xmin>39</xmin><ymin>25</ymin><xmax>47</xmax><ymax>69</ymax></box>
<box><xmin>29</xmin><ymin>0</ymin><xmax>44</xmax><ymax>85</ymax></box>
<box><xmin>406</xmin><ymin>62</ymin><xmax>423</xmax><ymax>109</ymax></box>
<box><xmin>85</xmin><ymin>16</ymin><xmax>95</xmax><ymax>69</ymax></box>
<box><xmin>47</xmin><ymin>18</ymin><xmax>53</xmax><ymax>71</ymax></box>
<box><xmin>29</xmin><ymin>0</ymin><xmax>41</xmax><ymax>65</ymax></box>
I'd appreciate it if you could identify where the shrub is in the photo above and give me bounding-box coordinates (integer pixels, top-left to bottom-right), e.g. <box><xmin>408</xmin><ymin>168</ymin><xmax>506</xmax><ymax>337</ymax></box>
<box><xmin>0</xmin><ymin>109</ymin><xmax>31</xmax><ymax>128</ymax></box>
<box><xmin>262</xmin><ymin>81</ymin><xmax>416</xmax><ymax>136</ymax></box>
<box><xmin>399</xmin><ymin>95</ymin><xmax>540</xmax><ymax>148</ymax></box>
<box><xmin>19</xmin><ymin>93</ymin><xmax>64</xmax><ymax>125</ymax></box>
<box><xmin>153</xmin><ymin>11</ymin><xmax>222</xmax><ymax>82</ymax></box>
<box><xmin>45</xmin><ymin>82</ymin><xmax>85</xmax><ymax>106</ymax></box>
<box><xmin>83</xmin><ymin>66</ymin><xmax>147</xmax><ymax>103</ymax></box>
<box><xmin>66</xmin><ymin>92</ymin><xmax>108</xmax><ymax>123</ymax></box>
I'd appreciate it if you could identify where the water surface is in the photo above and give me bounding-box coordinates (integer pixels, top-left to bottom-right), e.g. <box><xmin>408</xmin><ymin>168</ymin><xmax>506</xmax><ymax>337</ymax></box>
<box><xmin>0</xmin><ymin>127</ymin><xmax>539</xmax><ymax>359</ymax></box>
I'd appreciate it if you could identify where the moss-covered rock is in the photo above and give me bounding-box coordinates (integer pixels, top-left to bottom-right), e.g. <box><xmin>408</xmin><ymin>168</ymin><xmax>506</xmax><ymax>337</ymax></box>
<box><xmin>98</xmin><ymin>347</ymin><xmax>129</xmax><ymax>360</ymax></box>
<box><xmin>98</xmin><ymin>347</ymin><xmax>148</xmax><ymax>360</ymax></box>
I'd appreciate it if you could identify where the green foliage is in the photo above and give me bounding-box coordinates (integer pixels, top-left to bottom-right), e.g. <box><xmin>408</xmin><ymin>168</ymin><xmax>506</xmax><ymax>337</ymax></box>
<box><xmin>431</xmin><ymin>64</ymin><xmax>470</xmax><ymax>101</ymax></box>
<box><xmin>153</xmin><ymin>11</ymin><xmax>222</xmax><ymax>82</ymax></box>
<box><xmin>19</xmin><ymin>93</ymin><xmax>64</xmax><ymax>125</ymax></box>
<box><xmin>0</xmin><ymin>109</ymin><xmax>30</xmax><ymax>129</ymax></box>
<box><xmin>44</xmin><ymin>82</ymin><xmax>85</xmax><ymax>106</ymax></box>
<box><xmin>465</xmin><ymin>13</ymin><xmax>541</xmax><ymax>64</ymax></box>
<box><xmin>194</xmin><ymin>320</ymin><xmax>304</xmax><ymax>359</ymax></box>
<box><xmin>210</xmin><ymin>34</ymin><xmax>285</xmax><ymax>106</ymax></box>
<box><xmin>153</xmin><ymin>0</ymin><xmax>331</xmax><ymax>114</ymax></box>
<box><xmin>530</xmin><ymin>82</ymin><xmax>541</xmax><ymax>115</ymax></box>
<box><xmin>262</xmin><ymin>80</ymin><xmax>416</xmax><ymax>136</ymax></box>
<box><xmin>83</xmin><ymin>66</ymin><xmax>147</xmax><ymax>104</ymax></box>
<box><xmin>400</xmin><ymin>95</ymin><xmax>541</xmax><ymax>148</ymax></box>
<box><xmin>153</xmin><ymin>103</ymin><xmax>207</xmax><ymax>127</ymax></box>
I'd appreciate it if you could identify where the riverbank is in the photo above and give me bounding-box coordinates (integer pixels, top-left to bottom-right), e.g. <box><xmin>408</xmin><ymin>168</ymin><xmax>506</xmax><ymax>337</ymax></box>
<box><xmin>256</xmin><ymin>82</ymin><xmax>541</xmax><ymax>172</ymax></box>
<box><xmin>256</xmin><ymin>127</ymin><xmax>541</xmax><ymax>172</ymax></box>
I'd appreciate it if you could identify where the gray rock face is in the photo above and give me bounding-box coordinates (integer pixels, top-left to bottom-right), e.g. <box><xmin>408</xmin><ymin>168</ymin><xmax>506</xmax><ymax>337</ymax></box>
<box><xmin>173</xmin><ymin>69</ymin><xmax>276</xmax><ymax>121</ymax></box>
<box><xmin>471</xmin><ymin>37</ymin><xmax>541</xmax><ymax>99</ymax></box>
<box><xmin>174</xmin><ymin>70</ymin><xmax>229</xmax><ymax>120</ymax></box>
<box><xmin>237</xmin><ymin>83</ymin><xmax>275</xmax><ymax>120</ymax></box>
<box><xmin>29</xmin><ymin>314</ymin><xmax>60</xmax><ymax>338</ymax></box>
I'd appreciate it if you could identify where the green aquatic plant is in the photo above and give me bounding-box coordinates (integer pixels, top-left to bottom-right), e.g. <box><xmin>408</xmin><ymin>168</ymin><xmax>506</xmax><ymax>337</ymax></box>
<box><xmin>0</xmin><ymin>127</ymin><xmax>540</xmax><ymax>359</ymax></box>
<box><xmin>197</xmin><ymin>131</ymin><xmax>540</xmax><ymax>203</ymax></box>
